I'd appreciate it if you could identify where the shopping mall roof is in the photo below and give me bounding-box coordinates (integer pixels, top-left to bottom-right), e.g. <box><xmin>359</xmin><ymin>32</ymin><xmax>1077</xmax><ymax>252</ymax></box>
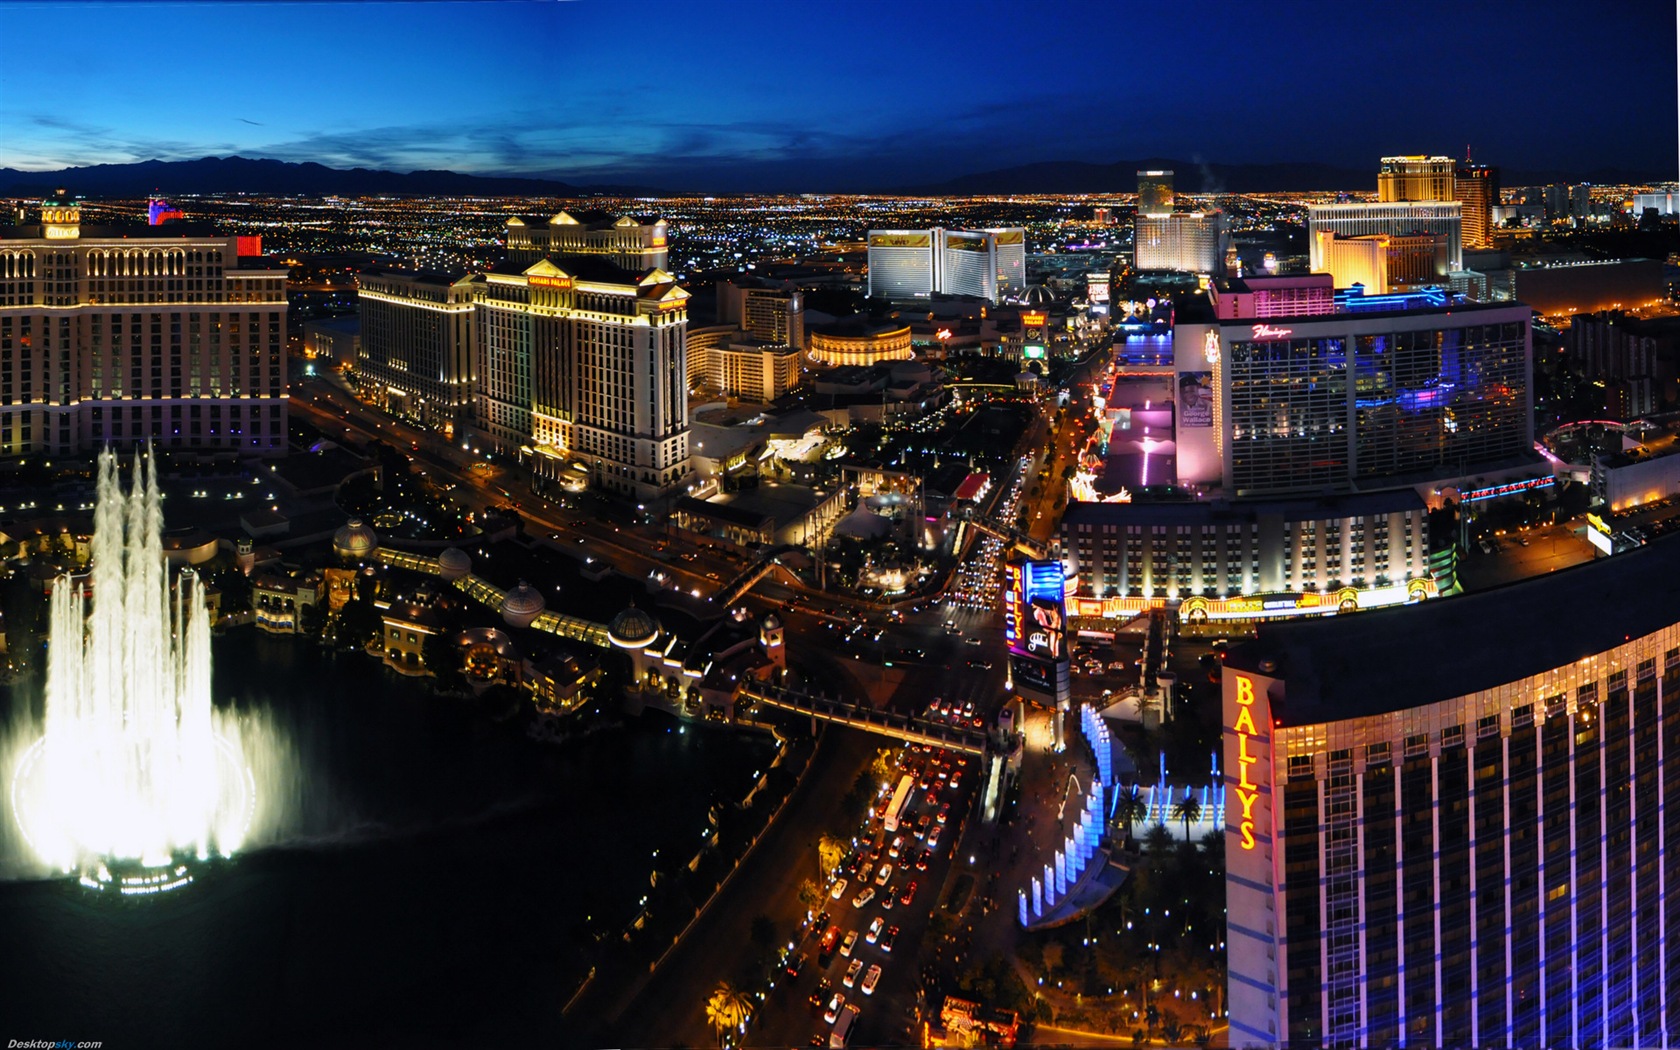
<box><xmin>1228</xmin><ymin>530</ymin><xmax>1680</xmax><ymax>726</ymax></box>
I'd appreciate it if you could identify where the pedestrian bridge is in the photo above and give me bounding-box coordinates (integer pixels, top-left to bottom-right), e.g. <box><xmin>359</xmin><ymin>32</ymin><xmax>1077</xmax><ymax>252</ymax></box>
<box><xmin>960</xmin><ymin>510</ymin><xmax>1049</xmax><ymax>560</ymax></box>
<box><xmin>739</xmin><ymin>683</ymin><xmax>988</xmax><ymax>755</ymax></box>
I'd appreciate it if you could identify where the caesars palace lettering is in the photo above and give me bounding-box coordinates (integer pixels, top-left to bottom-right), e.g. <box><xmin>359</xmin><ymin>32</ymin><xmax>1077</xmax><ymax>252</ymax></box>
<box><xmin>1233</xmin><ymin>675</ymin><xmax>1261</xmax><ymax>851</ymax></box>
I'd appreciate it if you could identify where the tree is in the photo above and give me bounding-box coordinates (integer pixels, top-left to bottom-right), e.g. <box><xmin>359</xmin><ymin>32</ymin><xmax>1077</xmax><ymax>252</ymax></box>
<box><xmin>337</xmin><ymin>597</ymin><xmax>382</xmax><ymax>649</ymax></box>
<box><xmin>1143</xmin><ymin>823</ymin><xmax>1175</xmax><ymax>861</ymax></box>
<box><xmin>1170</xmin><ymin>791</ymin><xmax>1202</xmax><ymax>841</ymax></box>
<box><xmin>817</xmin><ymin>835</ymin><xmax>846</xmax><ymax>880</ymax></box>
<box><xmin>705</xmin><ymin>981</ymin><xmax>752</xmax><ymax>1048</ymax></box>
<box><xmin>797</xmin><ymin>878</ymin><xmax>824</xmax><ymax>912</ymax></box>
<box><xmin>423</xmin><ymin>630</ymin><xmax>466</xmax><ymax>693</ymax></box>
<box><xmin>1113</xmin><ymin>785</ymin><xmax>1148</xmax><ymax>845</ymax></box>
<box><xmin>869</xmin><ymin>747</ymin><xmax>896</xmax><ymax>783</ymax></box>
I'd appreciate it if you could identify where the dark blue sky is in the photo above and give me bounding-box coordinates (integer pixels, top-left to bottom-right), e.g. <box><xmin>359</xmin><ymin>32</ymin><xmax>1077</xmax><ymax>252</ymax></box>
<box><xmin>2</xmin><ymin>0</ymin><xmax>1675</xmax><ymax>191</ymax></box>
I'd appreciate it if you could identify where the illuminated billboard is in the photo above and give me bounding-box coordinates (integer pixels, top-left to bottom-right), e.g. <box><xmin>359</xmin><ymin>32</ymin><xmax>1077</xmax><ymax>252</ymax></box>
<box><xmin>991</xmin><ymin>230</ymin><xmax>1025</xmax><ymax>246</ymax></box>
<box><xmin>1023</xmin><ymin>345</ymin><xmax>1046</xmax><ymax>360</ymax></box>
<box><xmin>1006</xmin><ymin>559</ymin><xmax>1066</xmax><ymax>660</ymax></box>
<box><xmin>1022</xmin><ymin>310</ymin><xmax>1049</xmax><ymax>329</ymax></box>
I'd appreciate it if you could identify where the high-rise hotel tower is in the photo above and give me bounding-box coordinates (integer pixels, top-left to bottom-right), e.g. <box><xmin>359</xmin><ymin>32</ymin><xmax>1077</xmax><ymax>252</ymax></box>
<box><xmin>1227</xmin><ymin>534</ymin><xmax>1680</xmax><ymax>1049</ymax></box>
<box><xmin>0</xmin><ymin>195</ymin><xmax>288</xmax><ymax>457</ymax></box>
<box><xmin>469</xmin><ymin>256</ymin><xmax>690</xmax><ymax>500</ymax></box>
<box><xmin>866</xmin><ymin>227</ymin><xmax>1025</xmax><ymax>302</ymax></box>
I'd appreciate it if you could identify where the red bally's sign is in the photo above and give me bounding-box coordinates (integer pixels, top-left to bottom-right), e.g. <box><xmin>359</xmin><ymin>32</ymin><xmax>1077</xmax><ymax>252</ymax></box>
<box><xmin>1232</xmin><ymin>674</ymin><xmax>1262</xmax><ymax>851</ymax></box>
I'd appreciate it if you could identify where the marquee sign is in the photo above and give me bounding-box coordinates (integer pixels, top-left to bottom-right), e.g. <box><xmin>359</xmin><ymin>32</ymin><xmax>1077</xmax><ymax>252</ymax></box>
<box><xmin>1251</xmin><ymin>324</ymin><xmax>1293</xmax><ymax>340</ymax></box>
<box><xmin>1232</xmin><ymin>674</ymin><xmax>1262</xmax><ymax>851</ymax></box>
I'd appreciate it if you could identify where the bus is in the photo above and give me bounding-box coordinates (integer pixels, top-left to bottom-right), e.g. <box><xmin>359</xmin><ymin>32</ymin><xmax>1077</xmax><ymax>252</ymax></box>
<box><xmin>882</xmin><ymin>774</ymin><xmax>915</xmax><ymax>833</ymax></box>
<box><xmin>829</xmin><ymin>1003</ymin><xmax>861</xmax><ymax>1048</ymax></box>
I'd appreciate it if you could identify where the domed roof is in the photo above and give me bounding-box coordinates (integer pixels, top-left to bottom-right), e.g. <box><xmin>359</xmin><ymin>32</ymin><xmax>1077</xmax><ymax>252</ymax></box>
<box><xmin>608</xmin><ymin>605</ymin><xmax>660</xmax><ymax>649</ymax></box>
<box><xmin>1021</xmin><ymin>285</ymin><xmax>1055</xmax><ymax>307</ymax></box>
<box><xmin>761</xmin><ymin>612</ymin><xmax>782</xmax><ymax>631</ymax></box>
<box><xmin>333</xmin><ymin>518</ymin><xmax>378</xmax><ymax>560</ymax></box>
<box><xmin>437</xmin><ymin>547</ymin><xmax>471</xmax><ymax>581</ymax></box>
<box><xmin>500</xmin><ymin>581</ymin><xmax>546</xmax><ymax>627</ymax></box>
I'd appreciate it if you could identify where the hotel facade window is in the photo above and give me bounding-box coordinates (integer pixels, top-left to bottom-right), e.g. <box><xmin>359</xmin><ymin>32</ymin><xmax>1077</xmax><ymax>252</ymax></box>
<box><xmin>1224</xmin><ymin>539</ymin><xmax>1680</xmax><ymax>1048</ymax></box>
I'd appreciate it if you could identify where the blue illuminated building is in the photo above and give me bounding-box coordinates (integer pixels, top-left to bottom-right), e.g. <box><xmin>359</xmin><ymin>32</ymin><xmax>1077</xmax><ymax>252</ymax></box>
<box><xmin>1224</xmin><ymin>531</ymin><xmax>1680</xmax><ymax>1048</ymax></box>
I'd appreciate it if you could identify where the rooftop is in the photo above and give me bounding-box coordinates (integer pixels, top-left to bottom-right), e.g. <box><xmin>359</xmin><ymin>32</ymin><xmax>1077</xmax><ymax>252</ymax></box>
<box><xmin>1225</xmin><ymin>530</ymin><xmax>1680</xmax><ymax>726</ymax></box>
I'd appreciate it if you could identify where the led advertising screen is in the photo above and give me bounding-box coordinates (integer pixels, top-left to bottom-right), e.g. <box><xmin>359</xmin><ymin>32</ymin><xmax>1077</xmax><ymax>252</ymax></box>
<box><xmin>1006</xmin><ymin>559</ymin><xmax>1066</xmax><ymax>659</ymax></box>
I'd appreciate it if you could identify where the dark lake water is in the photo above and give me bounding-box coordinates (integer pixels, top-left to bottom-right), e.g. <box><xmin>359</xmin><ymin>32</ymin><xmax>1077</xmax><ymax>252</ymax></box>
<box><xmin>0</xmin><ymin>628</ymin><xmax>774</xmax><ymax>1047</ymax></box>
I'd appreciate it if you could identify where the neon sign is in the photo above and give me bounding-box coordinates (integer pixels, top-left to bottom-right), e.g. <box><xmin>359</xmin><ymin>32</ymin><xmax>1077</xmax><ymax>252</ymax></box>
<box><xmin>1203</xmin><ymin>329</ymin><xmax>1221</xmax><ymax>364</ymax></box>
<box><xmin>1251</xmin><ymin>324</ymin><xmax>1293</xmax><ymax>340</ymax></box>
<box><xmin>529</xmin><ymin>274</ymin><xmax>573</xmax><ymax>290</ymax></box>
<box><xmin>1233</xmin><ymin>674</ymin><xmax>1261</xmax><ymax>851</ymax></box>
<box><xmin>1460</xmin><ymin>476</ymin><xmax>1555</xmax><ymax>503</ymax></box>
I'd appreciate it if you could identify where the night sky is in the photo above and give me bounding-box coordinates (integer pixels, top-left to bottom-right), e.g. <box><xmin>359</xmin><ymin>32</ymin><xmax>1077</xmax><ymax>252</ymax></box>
<box><xmin>1</xmin><ymin>0</ymin><xmax>1675</xmax><ymax>191</ymax></box>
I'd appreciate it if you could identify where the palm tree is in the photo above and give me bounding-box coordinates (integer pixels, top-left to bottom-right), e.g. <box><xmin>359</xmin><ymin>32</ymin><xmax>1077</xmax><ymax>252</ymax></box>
<box><xmin>869</xmin><ymin>747</ymin><xmax>896</xmax><ymax>782</ymax></box>
<box><xmin>705</xmin><ymin>981</ymin><xmax>752</xmax><ymax>1048</ymax></box>
<box><xmin>1170</xmin><ymin>790</ymin><xmax>1203</xmax><ymax>841</ymax></box>
<box><xmin>817</xmin><ymin>834</ymin><xmax>845</xmax><ymax>880</ymax></box>
<box><xmin>1113</xmin><ymin>785</ymin><xmax>1147</xmax><ymax>846</ymax></box>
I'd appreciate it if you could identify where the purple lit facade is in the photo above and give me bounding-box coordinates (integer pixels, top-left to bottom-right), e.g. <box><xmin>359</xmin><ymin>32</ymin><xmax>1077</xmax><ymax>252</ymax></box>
<box><xmin>1224</xmin><ymin>540</ymin><xmax>1680</xmax><ymax>1048</ymax></box>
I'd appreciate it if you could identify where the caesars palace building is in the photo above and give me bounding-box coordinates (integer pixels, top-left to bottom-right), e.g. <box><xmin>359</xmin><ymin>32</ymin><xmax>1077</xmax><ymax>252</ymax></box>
<box><xmin>1224</xmin><ymin>534</ymin><xmax>1680</xmax><ymax>1048</ymax></box>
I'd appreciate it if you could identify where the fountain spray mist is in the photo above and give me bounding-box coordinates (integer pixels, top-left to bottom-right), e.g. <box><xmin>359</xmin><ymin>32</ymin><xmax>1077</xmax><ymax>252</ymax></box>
<box><xmin>8</xmin><ymin>448</ymin><xmax>272</xmax><ymax>892</ymax></box>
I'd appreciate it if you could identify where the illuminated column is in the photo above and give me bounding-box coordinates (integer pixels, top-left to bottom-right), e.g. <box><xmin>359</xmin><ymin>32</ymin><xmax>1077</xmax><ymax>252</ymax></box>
<box><xmin>1044</xmin><ymin>862</ymin><xmax>1057</xmax><ymax>905</ymax></box>
<box><xmin>1019</xmin><ymin>888</ymin><xmax>1030</xmax><ymax>926</ymax></box>
<box><xmin>1074</xmin><ymin>823</ymin><xmax>1086</xmax><ymax>861</ymax></box>
<box><xmin>1054</xmin><ymin>850</ymin><xmax>1067</xmax><ymax>896</ymax></box>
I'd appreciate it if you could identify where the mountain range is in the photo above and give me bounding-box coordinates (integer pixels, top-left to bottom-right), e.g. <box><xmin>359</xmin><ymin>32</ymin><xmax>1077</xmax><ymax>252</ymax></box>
<box><xmin>0</xmin><ymin>155</ymin><xmax>1669</xmax><ymax>199</ymax></box>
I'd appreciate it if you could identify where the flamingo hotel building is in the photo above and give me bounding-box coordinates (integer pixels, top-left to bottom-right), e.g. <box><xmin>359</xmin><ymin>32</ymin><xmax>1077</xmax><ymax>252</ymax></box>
<box><xmin>1225</xmin><ymin>535</ymin><xmax>1680</xmax><ymax>1048</ymax></box>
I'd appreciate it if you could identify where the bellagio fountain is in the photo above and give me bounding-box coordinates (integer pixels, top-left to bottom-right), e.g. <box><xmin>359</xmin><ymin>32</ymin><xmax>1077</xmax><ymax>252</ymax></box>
<box><xmin>9</xmin><ymin>448</ymin><xmax>256</xmax><ymax>894</ymax></box>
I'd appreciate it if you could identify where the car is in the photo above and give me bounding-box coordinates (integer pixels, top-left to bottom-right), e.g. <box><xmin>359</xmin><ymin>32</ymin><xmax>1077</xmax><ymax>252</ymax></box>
<box><xmin>875</xmin><ymin>862</ymin><xmax>893</xmax><ymax>885</ymax></box>
<box><xmin>820</xmin><ymin>925</ymin><xmax>840</xmax><ymax>955</ymax></box>
<box><xmin>840</xmin><ymin>930</ymin><xmax>859</xmax><ymax>957</ymax></box>
<box><xmin>830</xmin><ymin>878</ymin><xmax>848</xmax><ymax>900</ymax></box>
<box><xmin>857</xmin><ymin>862</ymin><xmax>874</xmax><ymax>885</ymax></box>
<box><xmin>964</xmin><ymin>637</ymin><xmax>984</xmax><ymax>646</ymax></box>
<box><xmin>888</xmin><ymin>836</ymin><xmax>904</xmax><ymax>858</ymax></box>
<box><xmin>866</xmin><ymin>916</ymin><xmax>884</xmax><ymax>943</ymax></box>
<box><xmin>851</xmin><ymin>887</ymin><xmax>875</xmax><ymax>908</ymax></box>
<box><xmin>881</xmin><ymin>884</ymin><xmax>897</xmax><ymax>910</ymax></box>
<box><xmin>824</xmin><ymin>992</ymin><xmax>846</xmax><ymax>1024</ymax></box>
<box><xmin>881</xmin><ymin>925</ymin><xmax>898</xmax><ymax>952</ymax></box>
<box><xmin>809</xmin><ymin>979</ymin><xmax>834</xmax><ymax>1013</ymax></box>
<box><xmin>844</xmin><ymin>958</ymin><xmax>863</xmax><ymax>987</ymax></box>
<box><xmin>900</xmin><ymin>881</ymin><xmax>918</xmax><ymax>906</ymax></box>
<box><xmin>861</xmin><ymin>964</ymin><xmax>882</xmax><ymax>996</ymax></box>
<box><xmin>813</xmin><ymin>910</ymin><xmax>831</xmax><ymax>934</ymax></box>
<box><xmin>937</xmin><ymin>804</ymin><xmax>950</xmax><ymax>825</ymax></box>
<box><xmin>927</xmin><ymin>827</ymin><xmax>943</xmax><ymax>851</ymax></box>
<box><xmin>786</xmin><ymin>952</ymin><xmax>808</xmax><ymax>977</ymax></box>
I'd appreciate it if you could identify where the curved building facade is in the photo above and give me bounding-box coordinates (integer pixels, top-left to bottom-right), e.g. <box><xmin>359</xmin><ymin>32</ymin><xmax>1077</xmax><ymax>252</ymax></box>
<box><xmin>806</xmin><ymin>321</ymin><xmax>913</xmax><ymax>367</ymax></box>
<box><xmin>1225</xmin><ymin>536</ymin><xmax>1680</xmax><ymax>1048</ymax></box>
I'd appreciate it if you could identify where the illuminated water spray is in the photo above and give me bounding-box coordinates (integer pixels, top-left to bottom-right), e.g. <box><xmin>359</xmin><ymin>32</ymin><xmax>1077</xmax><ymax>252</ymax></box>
<box><xmin>9</xmin><ymin>448</ymin><xmax>255</xmax><ymax>894</ymax></box>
